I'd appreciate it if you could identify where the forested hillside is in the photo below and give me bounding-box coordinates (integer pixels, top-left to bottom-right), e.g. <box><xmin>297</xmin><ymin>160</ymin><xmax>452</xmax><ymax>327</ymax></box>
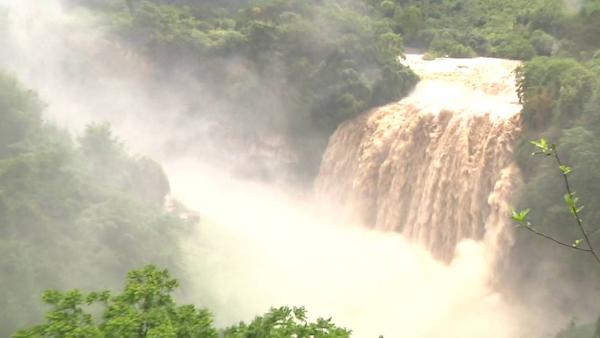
<box><xmin>481</xmin><ymin>0</ymin><xmax>600</xmax><ymax>328</ymax></box>
<box><xmin>506</xmin><ymin>48</ymin><xmax>600</xmax><ymax>335</ymax></box>
<box><xmin>370</xmin><ymin>0</ymin><xmax>599</xmax><ymax>59</ymax></box>
<box><xmin>65</xmin><ymin>0</ymin><xmax>420</xmax><ymax>178</ymax></box>
<box><xmin>0</xmin><ymin>72</ymin><xmax>190</xmax><ymax>336</ymax></box>
<box><xmin>64</xmin><ymin>0</ymin><xmax>600</xmax><ymax>178</ymax></box>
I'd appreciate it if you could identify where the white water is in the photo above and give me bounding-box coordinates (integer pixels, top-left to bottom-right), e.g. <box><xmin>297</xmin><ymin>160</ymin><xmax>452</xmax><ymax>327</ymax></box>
<box><xmin>400</xmin><ymin>54</ymin><xmax>522</xmax><ymax>119</ymax></box>
<box><xmin>0</xmin><ymin>2</ymin><xmax>540</xmax><ymax>337</ymax></box>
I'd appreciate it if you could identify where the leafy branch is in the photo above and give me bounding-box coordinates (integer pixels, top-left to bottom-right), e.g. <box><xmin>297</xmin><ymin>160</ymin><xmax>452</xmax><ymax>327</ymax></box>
<box><xmin>513</xmin><ymin>138</ymin><xmax>600</xmax><ymax>265</ymax></box>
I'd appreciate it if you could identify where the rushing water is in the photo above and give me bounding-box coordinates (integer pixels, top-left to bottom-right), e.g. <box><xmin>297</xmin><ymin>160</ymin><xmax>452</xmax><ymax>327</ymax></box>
<box><xmin>317</xmin><ymin>55</ymin><xmax>523</xmax><ymax>262</ymax></box>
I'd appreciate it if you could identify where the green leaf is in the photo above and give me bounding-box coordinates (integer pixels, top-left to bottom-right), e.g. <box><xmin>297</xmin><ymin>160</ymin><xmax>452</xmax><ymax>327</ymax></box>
<box><xmin>530</xmin><ymin>138</ymin><xmax>549</xmax><ymax>153</ymax></box>
<box><xmin>512</xmin><ymin>208</ymin><xmax>530</xmax><ymax>222</ymax></box>
<box><xmin>564</xmin><ymin>194</ymin><xmax>576</xmax><ymax>208</ymax></box>
<box><xmin>559</xmin><ymin>165</ymin><xmax>572</xmax><ymax>175</ymax></box>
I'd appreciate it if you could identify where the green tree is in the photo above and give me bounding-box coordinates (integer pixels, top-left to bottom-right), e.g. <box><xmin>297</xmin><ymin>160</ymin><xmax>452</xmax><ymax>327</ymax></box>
<box><xmin>516</xmin><ymin>58</ymin><xmax>594</xmax><ymax>129</ymax></box>
<box><xmin>14</xmin><ymin>266</ymin><xmax>218</xmax><ymax>338</ymax></box>
<box><xmin>15</xmin><ymin>266</ymin><xmax>350</xmax><ymax>338</ymax></box>
<box><xmin>223</xmin><ymin>307</ymin><xmax>351</xmax><ymax>338</ymax></box>
<box><xmin>393</xmin><ymin>5</ymin><xmax>424</xmax><ymax>43</ymax></box>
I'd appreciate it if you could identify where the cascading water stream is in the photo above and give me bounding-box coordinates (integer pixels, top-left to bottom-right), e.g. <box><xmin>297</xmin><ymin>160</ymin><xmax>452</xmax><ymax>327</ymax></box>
<box><xmin>316</xmin><ymin>55</ymin><xmax>523</xmax><ymax>262</ymax></box>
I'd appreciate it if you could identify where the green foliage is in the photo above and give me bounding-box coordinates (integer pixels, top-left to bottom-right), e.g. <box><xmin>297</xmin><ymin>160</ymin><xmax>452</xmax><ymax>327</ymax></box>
<box><xmin>14</xmin><ymin>266</ymin><xmax>218</xmax><ymax>338</ymax></box>
<box><xmin>13</xmin><ymin>290</ymin><xmax>104</xmax><ymax>338</ymax></box>
<box><xmin>120</xmin><ymin>2</ymin><xmax>245</xmax><ymax>57</ymax></box>
<box><xmin>73</xmin><ymin>0</ymin><xmax>418</xmax><ymax>179</ymax></box>
<box><xmin>15</xmin><ymin>266</ymin><xmax>349</xmax><ymax>338</ymax></box>
<box><xmin>379</xmin><ymin>1</ymin><xmax>396</xmax><ymax>17</ymax></box>
<box><xmin>392</xmin><ymin>5</ymin><xmax>424</xmax><ymax>43</ymax></box>
<box><xmin>429</xmin><ymin>38</ymin><xmax>476</xmax><ymax>58</ymax></box>
<box><xmin>508</xmin><ymin>5</ymin><xmax>600</xmax><ymax>318</ymax></box>
<box><xmin>368</xmin><ymin>0</ymin><xmax>599</xmax><ymax>60</ymax></box>
<box><xmin>69</xmin><ymin>0</ymin><xmax>600</xmax><ymax>183</ymax></box>
<box><xmin>78</xmin><ymin>123</ymin><xmax>170</xmax><ymax>205</ymax></box>
<box><xmin>224</xmin><ymin>306</ymin><xmax>351</xmax><ymax>338</ymax></box>
<box><xmin>508</xmin><ymin>130</ymin><xmax>600</xmax><ymax>331</ymax></box>
<box><xmin>0</xmin><ymin>74</ymin><xmax>189</xmax><ymax>336</ymax></box>
<box><xmin>513</xmin><ymin>139</ymin><xmax>596</xmax><ymax>253</ymax></box>
<box><xmin>492</xmin><ymin>36</ymin><xmax>536</xmax><ymax>60</ymax></box>
<box><xmin>529</xmin><ymin>29</ymin><xmax>556</xmax><ymax>56</ymax></box>
<box><xmin>110</xmin><ymin>0</ymin><xmax>419</xmax><ymax>120</ymax></box>
<box><xmin>371</xmin><ymin>0</ymin><xmax>557</xmax><ymax>59</ymax></box>
<box><xmin>516</xmin><ymin>57</ymin><xmax>594</xmax><ymax>129</ymax></box>
<box><xmin>511</xmin><ymin>208</ymin><xmax>530</xmax><ymax>223</ymax></box>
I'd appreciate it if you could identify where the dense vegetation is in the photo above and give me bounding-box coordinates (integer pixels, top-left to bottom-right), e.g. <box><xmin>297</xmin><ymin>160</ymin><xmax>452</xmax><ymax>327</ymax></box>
<box><xmin>63</xmin><ymin>0</ymin><xmax>600</xmax><ymax>179</ymax></box>
<box><xmin>369</xmin><ymin>0</ymin><xmax>600</xmax><ymax>60</ymax></box>
<box><xmin>14</xmin><ymin>265</ymin><xmax>350</xmax><ymax>338</ymax></box>
<box><xmin>0</xmin><ymin>72</ymin><xmax>190</xmax><ymax>336</ymax></box>
<box><xmin>506</xmin><ymin>1</ymin><xmax>600</xmax><ymax>334</ymax></box>
<box><xmin>69</xmin><ymin>0</ymin><xmax>419</xmax><ymax>178</ymax></box>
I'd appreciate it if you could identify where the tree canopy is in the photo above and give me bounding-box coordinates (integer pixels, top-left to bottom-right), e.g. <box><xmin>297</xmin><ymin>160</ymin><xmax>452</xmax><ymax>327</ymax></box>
<box><xmin>15</xmin><ymin>265</ymin><xmax>350</xmax><ymax>338</ymax></box>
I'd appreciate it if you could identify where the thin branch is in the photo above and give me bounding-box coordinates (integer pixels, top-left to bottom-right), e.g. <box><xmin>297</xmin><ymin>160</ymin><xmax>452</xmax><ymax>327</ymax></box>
<box><xmin>552</xmin><ymin>145</ymin><xmax>600</xmax><ymax>264</ymax></box>
<box><xmin>522</xmin><ymin>226</ymin><xmax>592</xmax><ymax>252</ymax></box>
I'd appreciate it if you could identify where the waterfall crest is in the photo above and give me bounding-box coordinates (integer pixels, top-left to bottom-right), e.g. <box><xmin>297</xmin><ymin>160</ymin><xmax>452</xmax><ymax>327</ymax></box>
<box><xmin>316</xmin><ymin>55</ymin><xmax>523</xmax><ymax>261</ymax></box>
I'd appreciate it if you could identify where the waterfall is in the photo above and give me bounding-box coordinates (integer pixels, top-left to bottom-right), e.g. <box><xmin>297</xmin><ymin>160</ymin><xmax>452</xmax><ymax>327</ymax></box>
<box><xmin>0</xmin><ymin>2</ymin><xmax>534</xmax><ymax>333</ymax></box>
<box><xmin>316</xmin><ymin>55</ymin><xmax>523</xmax><ymax>262</ymax></box>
